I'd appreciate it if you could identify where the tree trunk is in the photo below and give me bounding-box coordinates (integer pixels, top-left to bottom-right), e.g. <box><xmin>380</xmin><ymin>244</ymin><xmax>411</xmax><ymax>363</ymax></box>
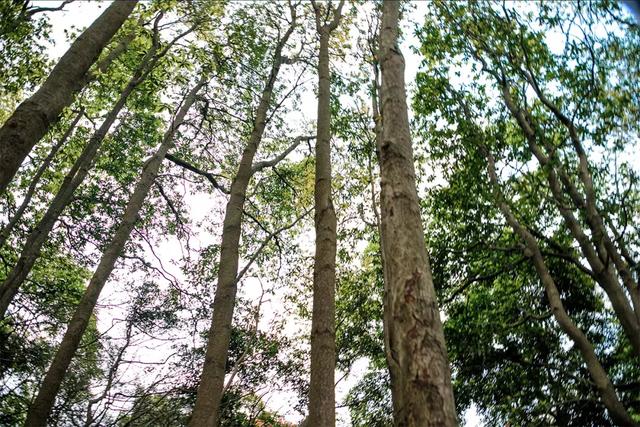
<box><xmin>518</xmin><ymin>64</ymin><xmax>640</xmax><ymax>321</ymax></box>
<box><xmin>483</xmin><ymin>147</ymin><xmax>638</xmax><ymax>427</ymax></box>
<box><xmin>307</xmin><ymin>1</ymin><xmax>343</xmax><ymax>422</ymax></box>
<box><xmin>377</xmin><ymin>2</ymin><xmax>457</xmax><ymax>425</ymax></box>
<box><xmin>499</xmin><ymin>83</ymin><xmax>640</xmax><ymax>358</ymax></box>
<box><xmin>0</xmin><ymin>45</ymin><xmax>157</xmax><ymax>320</ymax></box>
<box><xmin>0</xmin><ymin>109</ymin><xmax>83</xmax><ymax>248</ymax></box>
<box><xmin>189</xmin><ymin>15</ymin><xmax>296</xmax><ymax>427</ymax></box>
<box><xmin>23</xmin><ymin>76</ymin><xmax>206</xmax><ymax>427</ymax></box>
<box><xmin>0</xmin><ymin>0</ymin><xmax>138</xmax><ymax>194</ymax></box>
<box><xmin>0</xmin><ymin>28</ymin><xmax>137</xmax><ymax>249</ymax></box>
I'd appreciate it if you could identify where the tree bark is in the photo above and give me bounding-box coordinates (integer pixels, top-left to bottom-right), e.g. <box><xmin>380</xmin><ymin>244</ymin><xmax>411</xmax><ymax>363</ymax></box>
<box><xmin>0</xmin><ymin>27</ymin><xmax>137</xmax><ymax>249</ymax></box>
<box><xmin>0</xmin><ymin>109</ymin><xmax>83</xmax><ymax>248</ymax></box>
<box><xmin>307</xmin><ymin>2</ymin><xmax>343</xmax><ymax>426</ymax></box>
<box><xmin>23</xmin><ymin>76</ymin><xmax>207</xmax><ymax>427</ymax></box>
<box><xmin>521</xmin><ymin>69</ymin><xmax>640</xmax><ymax>324</ymax></box>
<box><xmin>189</xmin><ymin>12</ymin><xmax>296</xmax><ymax>426</ymax></box>
<box><xmin>0</xmin><ymin>0</ymin><xmax>138</xmax><ymax>194</ymax></box>
<box><xmin>377</xmin><ymin>2</ymin><xmax>458</xmax><ymax>425</ymax></box>
<box><xmin>499</xmin><ymin>82</ymin><xmax>640</xmax><ymax>359</ymax></box>
<box><xmin>0</xmin><ymin>43</ymin><xmax>158</xmax><ymax>320</ymax></box>
<box><xmin>483</xmin><ymin>147</ymin><xmax>638</xmax><ymax>427</ymax></box>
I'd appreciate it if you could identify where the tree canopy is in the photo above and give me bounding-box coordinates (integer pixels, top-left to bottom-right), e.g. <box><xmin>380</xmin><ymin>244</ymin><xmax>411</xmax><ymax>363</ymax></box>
<box><xmin>0</xmin><ymin>0</ymin><xmax>638</xmax><ymax>426</ymax></box>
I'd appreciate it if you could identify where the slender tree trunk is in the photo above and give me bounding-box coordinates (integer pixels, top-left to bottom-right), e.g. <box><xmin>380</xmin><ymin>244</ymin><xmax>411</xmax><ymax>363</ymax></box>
<box><xmin>0</xmin><ymin>0</ymin><xmax>138</xmax><ymax>194</ymax></box>
<box><xmin>377</xmin><ymin>2</ymin><xmax>457</xmax><ymax>425</ymax></box>
<box><xmin>483</xmin><ymin>147</ymin><xmax>637</xmax><ymax>427</ymax></box>
<box><xmin>23</xmin><ymin>76</ymin><xmax>207</xmax><ymax>427</ymax></box>
<box><xmin>189</xmin><ymin>14</ymin><xmax>296</xmax><ymax>426</ymax></box>
<box><xmin>370</xmin><ymin>57</ymin><xmax>398</xmax><ymax>416</ymax></box>
<box><xmin>0</xmin><ymin>46</ymin><xmax>157</xmax><ymax>320</ymax></box>
<box><xmin>518</xmin><ymin>65</ymin><xmax>640</xmax><ymax>320</ymax></box>
<box><xmin>0</xmin><ymin>28</ymin><xmax>137</xmax><ymax>249</ymax></box>
<box><xmin>307</xmin><ymin>2</ymin><xmax>343</xmax><ymax>424</ymax></box>
<box><xmin>499</xmin><ymin>83</ymin><xmax>640</xmax><ymax>358</ymax></box>
<box><xmin>0</xmin><ymin>109</ymin><xmax>83</xmax><ymax>248</ymax></box>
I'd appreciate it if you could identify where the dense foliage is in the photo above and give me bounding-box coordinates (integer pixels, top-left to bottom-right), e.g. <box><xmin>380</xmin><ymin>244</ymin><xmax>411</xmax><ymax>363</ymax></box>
<box><xmin>0</xmin><ymin>0</ymin><xmax>638</xmax><ymax>425</ymax></box>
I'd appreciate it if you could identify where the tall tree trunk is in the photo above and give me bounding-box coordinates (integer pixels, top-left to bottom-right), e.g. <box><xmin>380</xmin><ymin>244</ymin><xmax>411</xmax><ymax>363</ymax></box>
<box><xmin>23</xmin><ymin>76</ymin><xmax>207</xmax><ymax>427</ymax></box>
<box><xmin>307</xmin><ymin>2</ymin><xmax>343</xmax><ymax>425</ymax></box>
<box><xmin>377</xmin><ymin>2</ymin><xmax>457</xmax><ymax>425</ymax></box>
<box><xmin>499</xmin><ymin>82</ymin><xmax>640</xmax><ymax>358</ymax></box>
<box><xmin>483</xmin><ymin>147</ymin><xmax>638</xmax><ymax>427</ymax></box>
<box><xmin>0</xmin><ymin>44</ymin><xmax>158</xmax><ymax>320</ymax></box>
<box><xmin>0</xmin><ymin>28</ymin><xmax>137</xmax><ymax>249</ymax></box>
<box><xmin>0</xmin><ymin>109</ymin><xmax>83</xmax><ymax>248</ymax></box>
<box><xmin>515</xmin><ymin>55</ymin><xmax>640</xmax><ymax>321</ymax></box>
<box><xmin>189</xmin><ymin>12</ymin><xmax>296</xmax><ymax>426</ymax></box>
<box><xmin>0</xmin><ymin>0</ymin><xmax>138</xmax><ymax>194</ymax></box>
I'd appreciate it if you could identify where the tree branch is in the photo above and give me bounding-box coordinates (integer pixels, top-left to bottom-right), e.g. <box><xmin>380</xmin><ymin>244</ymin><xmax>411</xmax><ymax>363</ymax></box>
<box><xmin>164</xmin><ymin>153</ymin><xmax>229</xmax><ymax>194</ymax></box>
<box><xmin>251</xmin><ymin>135</ymin><xmax>314</xmax><ymax>173</ymax></box>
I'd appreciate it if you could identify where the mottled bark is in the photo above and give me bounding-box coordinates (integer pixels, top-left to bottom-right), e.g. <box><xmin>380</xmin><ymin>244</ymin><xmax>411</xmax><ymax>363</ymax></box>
<box><xmin>307</xmin><ymin>2</ymin><xmax>343</xmax><ymax>426</ymax></box>
<box><xmin>377</xmin><ymin>2</ymin><xmax>457</xmax><ymax>425</ymax></box>
<box><xmin>0</xmin><ymin>0</ymin><xmax>138</xmax><ymax>194</ymax></box>
<box><xmin>189</xmin><ymin>12</ymin><xmax>296</xmax><ymax>426</ymax></box>
<box><xmin>23</xmin><ymin>76</ymin><xmax>207</xmax><ymax>427</ymax></box>
<box><xmin>370</xmin><ymin>54</ymin><xmax>398</xmax><ymax>418</ymax></box>
<box><xmin>483</xmin><ymin>148</ymin><xmax>637</xmax><ymax>427</ymax></box>
<box><xmin>0</xmin><ymin>44</ymin><xmax>158</xmax><ymax>320</ymax></box>
<box><xmin>0</xmin><ymin>109</ymin><xmax>83</xmax><ymax>248</ymax></box>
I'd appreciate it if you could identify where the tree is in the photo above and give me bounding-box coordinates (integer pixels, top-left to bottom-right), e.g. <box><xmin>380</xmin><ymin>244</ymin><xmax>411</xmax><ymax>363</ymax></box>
<box><xmin>413</xmin><ymin>0</ymin><xmax>640</xmax><ymax>424</ymax></box>
<box><xmin>308</xmin><ymin>1</ymin><xmax>344</xmax><ymax>426</ymax></box>
<box><xmin>376</xmin><ymin>2</ymin><xmax>457</xmax><ymax>425</ymax></box>
<box><xmin>23</xmin><ymin>71</ymin><xmax>209</xmax><ymax>427</ymax></box>
<box><xmin>0</xmin><ymin>0</ymin><xmax>139</xmax><ymax>193</ymax></box>
<box><xmin>0</xmin><ymin>15</ymin><xmax>190</xmax><ymax>319</ymax></box>
<box><xmin>189</xmin><ymin>5</ymin><xmax>301</xmax><ymax>425</ymax></box>
<box><xmin>1</xmin><ymin>1</ymin><xmax>638</xmax><ymax>425</ymax></box>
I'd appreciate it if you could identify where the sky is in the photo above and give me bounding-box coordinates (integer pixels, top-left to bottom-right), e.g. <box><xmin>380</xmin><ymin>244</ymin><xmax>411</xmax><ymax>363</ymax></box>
<box><xmin>31</xmin><ymin>0</ymin><xmax>481</xmax><ymax>425</ymax></box>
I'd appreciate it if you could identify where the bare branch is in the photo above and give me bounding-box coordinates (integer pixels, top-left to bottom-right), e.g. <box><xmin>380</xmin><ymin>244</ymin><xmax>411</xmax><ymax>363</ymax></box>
<box><xmin>236</xmin><ymin>207</ymin><xmax>312</xmax><ymax>283</ymax></box>
<box><xmin>26</xmin><ymin>0</ymin><xmax>75</xmax><ymax>17</ymax></box>
<box><xmin>164</xmin><ymin>153</ymin><xmax>229</xmax><ymax>194</ymax></box>
<box><xmin>251</xmin><ymin>135</ymin><xmax>314</xmax><ymax>173</ymax></box>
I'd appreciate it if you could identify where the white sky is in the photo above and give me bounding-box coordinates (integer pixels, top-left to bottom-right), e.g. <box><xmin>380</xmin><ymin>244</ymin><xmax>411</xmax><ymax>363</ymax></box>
<box><xmin>31</xmin><ymin>0</ymin><xmax>481</xmax><ymax>425</ymax></box>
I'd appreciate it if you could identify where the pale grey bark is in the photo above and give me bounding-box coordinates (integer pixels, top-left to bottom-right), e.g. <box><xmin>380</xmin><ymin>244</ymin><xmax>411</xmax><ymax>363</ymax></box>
<box><xmin>483</xmin><ymin>147</ymin><xmax>638</xmax><ymax>427</ymax></box>
<box><xmin>23</xmin><ymin>75</ymin><xmax>208</xmax><ymax>427</ymax></box>
<box><xmin>377</xmin><ymin>2</ymin><xmax>458</xmax><ymax>425</ymax></box>
<box><xmin>307</xmin><ymin>1</ymin><xmax>343</xmax><ymax>426</ymax></box>
<box><xmin>0</xmin><ymin>0</ymin><xmax>138</xmax><ymax>194</ymax></box>
<box><xmin>516</xmin><ymin>51</ymin><xmax>640</xmax><ymax>323</ymax></box>
<box><xmin>455</xmin><ymin>6</ymin><xmax>640</xmax><ymax>359</ymax></box>
<box><xmin>189</xmin><ymin>10</ymin><xmax>297</xmax><ymax>426</ymax></box>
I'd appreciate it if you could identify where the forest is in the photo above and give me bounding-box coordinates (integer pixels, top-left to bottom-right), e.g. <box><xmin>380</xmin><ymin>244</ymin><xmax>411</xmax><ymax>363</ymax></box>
<box><xmin>0</xmin><ymin>0</ymin><xmax>639</xmax><ymax>425</ymax></box>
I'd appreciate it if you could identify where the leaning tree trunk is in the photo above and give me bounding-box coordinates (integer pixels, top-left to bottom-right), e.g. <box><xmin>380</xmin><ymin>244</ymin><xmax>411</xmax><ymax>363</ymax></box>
<box><xmin>377</xmin><ymin>2</ymin><xmax>457</xmax><ymax>426</ymax></box>
<box><xmin>189</xmin><ymin>14</ymin><xmax>296</xmax><ymax>427</ymax></box>
<box><xmin>499</xmin><ymin>82</ymin><xmax>640</xmax><ymax>359</ymax></box>
<box><xmin>0</xmin><ymin>44</ymin><xmax>158</xmax><ymax>320</ymax></box>
<box><xmin>307</xmin><ymin>1</ymin><xmax>343</xmax><ymax>425</ymax></box>
<box><xmin>483</xmin><ymin>147</ymin><xmax>638</xmax><ymax>427</ymax></box>
<box><xmin>0</xmin><ymin>109</ymin><xmax>83</xmax><ymax>248</ymax></box>
<box><xmin>23</xmin><ymin>76</ymin><xmax>207</xmax><ymax>427</ymax></box>
<box><xmin>0</xmin><ymin>29</ymin><xmax>137</xmax><ymax>248</ymax></box>
<box><xmin>0</xmin><ymin>0</ymin><xmax>138</xmax><ymax>194</ymax></box>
